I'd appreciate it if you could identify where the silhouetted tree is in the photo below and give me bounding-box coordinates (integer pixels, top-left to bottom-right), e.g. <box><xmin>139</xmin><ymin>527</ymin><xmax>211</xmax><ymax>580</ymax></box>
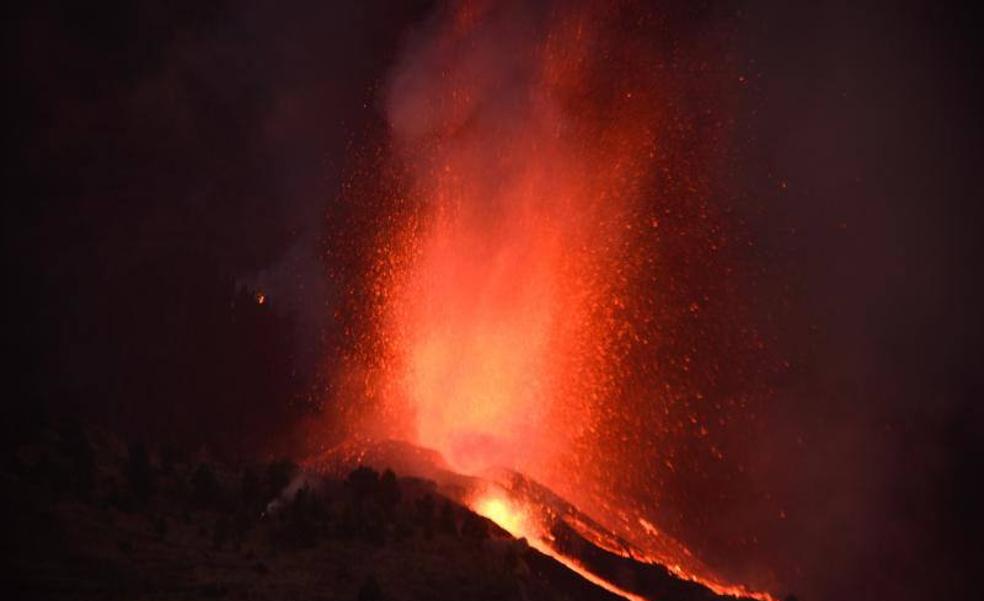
<box><xmin>233</xmin><ymin>510</ymin><xmax>252</xmax><ymax>541</ymax></box>
<box><xmin>379</xmin><ymin>469</ymin><xmax>400</xmax><ymax>512</ymax></box>
<box><xmin>415</xmin><ymin>493</ymin><xmax>435</xmax><ymax>538</ymax></box>
<box><xmin>266</xmin><ymin>459</ymin><xmax>297</xmax><ymax>500</ymax></box>
<box><xmin>241</xmin><ymin>466</ymin><xmax>260</xmax><ymax>507</ymax></box>
<box><xmin>155</xmin><ymin>515</ymin><xmax>168</xmax><ymax>540</ymax></box>
<box><xmin>504</xmin><ymin>542</ymin><xmax>520</xmax><ymax>571</ymax></box>
<box><xmin>347</xmin><ymin>466</ymin><xmax>380</xmax><ymax>503</ymax></box>
<box><xmin>191</xmin><ymin>463</ymin><xmax>219</xmax><ymax>507</ymax></box>
<box><xmin>160</xmin><ymin>442</ymin><xmax>182</xmax><ymax>475</ymax></box>
<box><xmin>462</xmin><ymin>512</ymin><xmax>489</xmax><ymax>540</ymax></box>
<box><xmin>58</xmin><ymin>419</ymin><xmax>93</xmax><ymax>500</ymax></box>
<box><xmin>392</xmin><ymin>514</ymin><xmax>413</xmax><ymax>542</ymax></box>
<box><xmin>338</xmin><ymin>504</ymin><xmax>357</xmax><ymax>539</ymax></box>
<box><xmin>360</xmin><ymin>500</ymin><xmax>386</xmax><ymax>546</ymax></box>
<box><xmin>278</xmin><ymin>485</ymin><xmax>322</xmax><ymax>549</ymax></box>
<box><xmin>438</xmin><ymin>500</ymin><xmax>457</xmax><ymax>536</ymax></box>
<box><xmin>213</xmin><ymin>515</ymin><xmax>231</xmax><ymax>549</ymax></box>
<box><xmin>357</xmin><ymin>574</ymin><xmax>383</xmax><ymax>601</ymax></box>
<box><xmin>126</xmin><ymin>441</ymin><xmax>154</xmax><ymax>504</ymax></box>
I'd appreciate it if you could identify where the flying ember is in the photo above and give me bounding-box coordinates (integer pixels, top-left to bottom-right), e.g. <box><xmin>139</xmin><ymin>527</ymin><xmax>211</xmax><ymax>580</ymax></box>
<box><xmin>327</xmin><ymin>0</ymin><xmax>777</xmax><ymax>599</ymax></box>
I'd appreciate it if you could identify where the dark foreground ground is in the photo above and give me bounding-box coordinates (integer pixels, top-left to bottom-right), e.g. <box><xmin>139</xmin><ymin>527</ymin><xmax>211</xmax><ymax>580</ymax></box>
<box><xmin>2</xmin><ymin>416</ymin><xmax>626</xmax><ymax>601</ymax></box>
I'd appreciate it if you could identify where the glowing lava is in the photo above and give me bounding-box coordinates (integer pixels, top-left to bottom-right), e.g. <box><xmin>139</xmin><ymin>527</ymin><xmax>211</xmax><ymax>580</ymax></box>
<box><xmin>473</xmin><ymin>494</ymin><xmax>529</xmax><ymax>538</ymax></box>
<box><xmin>471</xmin><ymin>489</ymin><xmax>650</xmax><ymax>601</ymax></box>
<box><xmin>328</xmin><ymin>0</ymin><xmax>778</xmax><ymax>599</ymax></box>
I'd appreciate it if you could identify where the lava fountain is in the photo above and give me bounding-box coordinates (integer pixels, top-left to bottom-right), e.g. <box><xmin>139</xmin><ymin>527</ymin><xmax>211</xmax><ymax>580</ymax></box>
<box><xmin>376</xmin><ymin>0</ymin><xmax>661</xmax><ymax>480</ymax></box>
<box><xmin>326</xmin><ymin>1</ymin><xmax>776</xmax><ymax>599</ymax></box>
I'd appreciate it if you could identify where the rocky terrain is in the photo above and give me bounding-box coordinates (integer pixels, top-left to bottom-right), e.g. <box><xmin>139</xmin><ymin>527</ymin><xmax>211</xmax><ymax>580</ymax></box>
<box><xmin>2</xmin><ymin>415</ymin><xmax>625</xmax><ymax>601</ymax></box>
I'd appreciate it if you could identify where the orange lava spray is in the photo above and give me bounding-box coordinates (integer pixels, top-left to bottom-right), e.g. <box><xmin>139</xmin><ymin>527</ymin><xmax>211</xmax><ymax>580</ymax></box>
<box><xmin>327</xmin><ymin>1</ymin><xmax>777</xmax><ymax>599</ymax></box>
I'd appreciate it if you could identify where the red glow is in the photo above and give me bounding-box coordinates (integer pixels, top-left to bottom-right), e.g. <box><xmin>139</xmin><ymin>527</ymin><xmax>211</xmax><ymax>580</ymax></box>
<box><xmin>327</xmin><ymin>1</ymin><xmax>777</xmax><ymax>599</ymax></box>
<box><xmin>378</xmin><ymin>0</ymin><xmax>652</xmax><ymax>479</ymax></box>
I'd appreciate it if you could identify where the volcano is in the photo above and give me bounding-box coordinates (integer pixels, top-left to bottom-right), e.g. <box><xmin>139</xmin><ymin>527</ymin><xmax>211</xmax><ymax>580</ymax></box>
<box><xmin>324</xmin><ymin>3</ymin><xmax>782</xmax><ymax>597</ymax></box>
<box><xmin>309</xmin><ymin>440</ymin><xmax>772</xmax><ymax>601</ymax></box>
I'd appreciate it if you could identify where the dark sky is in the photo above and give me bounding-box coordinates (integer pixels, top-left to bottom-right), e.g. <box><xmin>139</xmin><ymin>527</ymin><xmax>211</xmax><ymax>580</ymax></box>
<box><xmin>5</xmin><ymin>0</ymin><xmax>430</xmax><ymax>442</ymax></box>
<box><xmin>728</xmin><ymin>2</ymin><xmax>984</xmax><ymax>599</ymax></box>
<box><xmin>5</xmin><ymin>1</ymin><xmax>983</xmax><ymax>600</ymax></box>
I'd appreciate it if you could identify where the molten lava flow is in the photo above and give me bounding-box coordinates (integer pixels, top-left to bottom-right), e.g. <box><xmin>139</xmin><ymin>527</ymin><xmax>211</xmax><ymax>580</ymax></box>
<box><xmin>474</xmin><ymin>495</ymin><xmax>528</xmax><ymax>538</ymax></box>
<box><xmin>329</xmin><ymin>1</ymin><xmax>778</xmax><ymax>599</ymax></box>
<box><xmin>470</xmin><ymin>489</ymin><xmax>650</xmax><ymax>601</ymax></box>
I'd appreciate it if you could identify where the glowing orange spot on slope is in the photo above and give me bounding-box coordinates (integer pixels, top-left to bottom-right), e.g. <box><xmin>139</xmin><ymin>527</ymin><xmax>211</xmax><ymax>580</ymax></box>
<box><xmin>470</xmin><ymin>491</ymin><xmax>649</xmax><ymax>601</ymax></box>
<box><xmin>473</xmin><ymin>494</ymin><xmax>529</xmax><ymax>537</ymax></box>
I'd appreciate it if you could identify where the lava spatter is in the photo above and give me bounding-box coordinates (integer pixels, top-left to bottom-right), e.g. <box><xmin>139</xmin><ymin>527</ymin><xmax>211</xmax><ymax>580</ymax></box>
<box><xmin>324</xmin><ymin>1</ymin><xmax>777</xmax><ymax>599</ymax></box>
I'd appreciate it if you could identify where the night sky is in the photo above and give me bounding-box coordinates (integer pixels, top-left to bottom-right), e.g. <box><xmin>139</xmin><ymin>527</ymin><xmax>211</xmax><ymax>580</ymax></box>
<box><xmin>5</xmin><ymin>2</ymin><xmax>983</xmax><ymax>600</ymax></box>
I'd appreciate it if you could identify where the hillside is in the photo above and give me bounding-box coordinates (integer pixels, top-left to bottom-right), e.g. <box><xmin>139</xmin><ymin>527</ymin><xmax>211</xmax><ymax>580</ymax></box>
<box><xmin>3</xmin><ymin>417</ymin><xmax>624</xmax><ymax>601</ymax></box>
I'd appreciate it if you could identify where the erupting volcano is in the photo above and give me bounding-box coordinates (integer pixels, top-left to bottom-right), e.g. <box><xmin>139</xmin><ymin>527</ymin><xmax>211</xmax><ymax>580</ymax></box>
<box><xmin>8</xmin><ymin>0</ymin><xmax>979</xmax><ymax>600</ymax></box>
<box><xmin>324</xmin><ymin>1</ymin><xmax>778</xmax><ymax>599</ymax></box>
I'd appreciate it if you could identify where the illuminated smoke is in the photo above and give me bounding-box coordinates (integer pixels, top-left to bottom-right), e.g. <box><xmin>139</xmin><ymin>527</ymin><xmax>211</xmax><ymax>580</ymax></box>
<box><xmin>329</xmin><ymin>0</ymin><xmax>776</xmax><ymax>598</ymax></box>
<box><xmin>378</xmin><ymin>0</ymin><xmax>657</xmax><ymax>479</ymax></box>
